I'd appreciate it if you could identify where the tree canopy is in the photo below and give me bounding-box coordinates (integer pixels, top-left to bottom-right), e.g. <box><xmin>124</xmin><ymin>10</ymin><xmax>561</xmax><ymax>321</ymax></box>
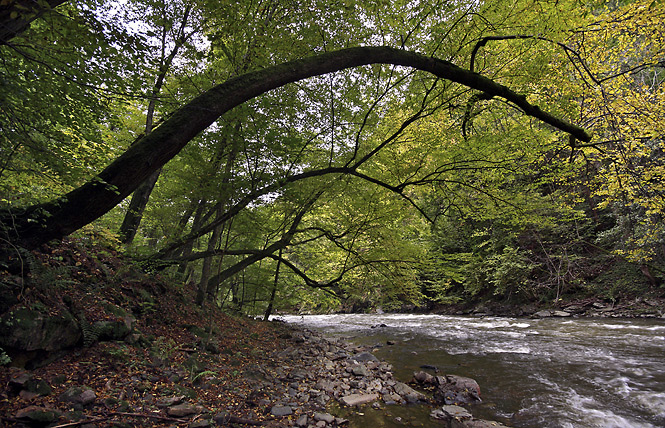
<box><xmin>1</xmin><ymin>0</ymin><xmax>663</xmax><ymax>313</ymax></box>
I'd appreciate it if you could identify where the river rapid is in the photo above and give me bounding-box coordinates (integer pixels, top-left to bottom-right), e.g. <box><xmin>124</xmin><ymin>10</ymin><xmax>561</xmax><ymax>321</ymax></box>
<box><xmin>279</xmin><ymin>314</ymin><xmax>665</xmax><ymax>428</ymax></box>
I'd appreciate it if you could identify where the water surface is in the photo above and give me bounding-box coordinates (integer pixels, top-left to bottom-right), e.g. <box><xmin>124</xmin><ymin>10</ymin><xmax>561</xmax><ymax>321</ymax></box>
<box><xmin>280</xmin><ymin>314</ymin><xmax>665</xmax><ymax>428</ymax></box>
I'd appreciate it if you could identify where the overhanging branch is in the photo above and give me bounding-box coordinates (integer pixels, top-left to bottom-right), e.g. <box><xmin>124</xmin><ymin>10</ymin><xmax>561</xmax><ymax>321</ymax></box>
<box><xmin>4</xmin><ymin>46</ymin><xmax>592</xmax><ymax>251</ymax></box>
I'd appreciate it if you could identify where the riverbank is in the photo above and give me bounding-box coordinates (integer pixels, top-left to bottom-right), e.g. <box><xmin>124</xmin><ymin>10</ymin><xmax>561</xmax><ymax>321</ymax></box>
<box><xmin>0</xmin><ymin>240</ymin><xmax>504</xmax><ymax>428</ymax></box>
<box><xmin>1</xmin><ymin>313</ymin><xmax>504</xmax><ymax>428</ymax></box>
<box><xmin>285</xmin><ymin>313</ymin><xmax>665</xmax><ymax>428</ymax></box>
<box><xmin>0</xmin><ymin>317</ymin><xmax>425</xmax><ymax>427</ymax></box>
<box><xmin>420</xmin><ymin>295</ymin><xmax>665</xmax><ymax>319</ymax></box>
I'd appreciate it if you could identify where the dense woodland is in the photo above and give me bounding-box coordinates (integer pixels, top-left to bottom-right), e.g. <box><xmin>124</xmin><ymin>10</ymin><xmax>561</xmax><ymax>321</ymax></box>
<box><xmin>1</xmin><ymin>0</ymin><xmax>664</xmax><ymax>316</ymax></box>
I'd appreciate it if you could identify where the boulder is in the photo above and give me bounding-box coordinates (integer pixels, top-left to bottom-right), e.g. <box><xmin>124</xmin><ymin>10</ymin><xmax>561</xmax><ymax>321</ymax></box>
<box><xmin>15</xmin><ymin>406</ymin><xmax>61</xmax><ymax>425</ymax></box>
<box><xmin>414</xmin><ymin>370</ymin><xmax>435</xmax><ymax>384</ymax></box>
<box><xmin>350</xmin><ymin>351</ymin><xmax>378</xmax><ymax>363</ymax></box>
<box><xmin>167</xmin><ymin>403</ymin><xmax>205</xmax><ymax>417</ymax></box>
<box><xmin>552</xmin><ymin>310</ymin><xmax>572</xmax><ymax>317</ymax></box>
<box><xmin>431</xmin><ymin>404</ymin><xmax>472</xmax><ymax>421</ymax></box>
<box><xmin>351</xmin><ymin>364</ymin><xmax>371</xmax><ymax>377</ymax></box>
<box><xmin>534</xmin><ymin>310</ymin><xmax>554</xmax><ymax>318</ymax></box>
<box><xmin>21</xmin><ymin>378</ymin><xmax>52</xmax><ymax>397</ymax></box>
<box><xmin>60</xmin><ymin>386</ymin><xmax>97</xmax><ymax>407</ymax></box>
<box><xmin>8</xmin><ymin>370</ymin><xmax>33</xmax><ymax>394</ymax></box>
<box><xmin>0</xmin><ymin>307</ymin><xmax>81</xmax><ymax>352</ymax></box>
<box><xmin>93</xmin><ymin>319</ymin><xmax>132</xmax><ymax>341</ymax></box>
<box><xmin>433</xmin><ymin>375</ymin><xmax>481</xmax><ymax>405</ymax></box>
<box><xmin>314</xmin><ymin>412</ymin><xmax>335</xmax><ymax>423</ymax></box>
<box><xmin>156</xmin><ymin>395</ymin><xmax>185</xmax><ymax>407</ymax></box>
<box><xmin>393</xmin><ymin>381</ymin><xmax>425</xmax><ymax>403</ymax></box>
<box><xmin>295</xmin><ymin>415</ymin><xmax>308</xmax><ymax>427</ymax></box>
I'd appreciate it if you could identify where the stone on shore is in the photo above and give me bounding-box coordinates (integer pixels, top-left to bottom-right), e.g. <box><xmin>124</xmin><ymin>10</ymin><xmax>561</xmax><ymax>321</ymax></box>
<box><xmin>314</xmin><ymin>412</ymin><xmax>335</xmax><ymax>423</ymax></box>
<box><xmin>534</xmin><ymin>309</ymin><xmax>572</xmax><ymax>318</ymax></box>
<box><xmin>351</xmin><ymin>351</ymin><xmax>379</xmax><ymax>362</ymax></box>
<box><xmin>412</xmin><ymin>371</ymin><xmax>481</xmax><ymax>405</ymax></box>
<box><xmin>270</xmin><ymin>405</ymin><xmax>293</xmax><ymax>416</ymax></box>
<box><xmin>431</xmin><ymin>404</ymin><xmax>472</xmax><ymax>421</ymax></box>
<box><xmin>393</xmin><ymin>381</ymin><xmax>426</xmax><ymax>403</ymax></box>
<box><xmin>167</xmin><ymin>402</ymin><xmax>205</xmax><ymax>417</ymax></box>
<box><xmin>340</xmin><ymin>393</ymin><xmax>379</xmax><ymax>406</ymax></box>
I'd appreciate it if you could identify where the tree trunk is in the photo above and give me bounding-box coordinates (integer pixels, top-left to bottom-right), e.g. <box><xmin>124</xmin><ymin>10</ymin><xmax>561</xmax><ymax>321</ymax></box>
<box><xmin>1</xmin><ymin>46</ymin><xmax>591</xmax><ymax>255</ymax></box>
<box><xmin>196</xmin><ymin>222</ymin><xmax>224</xmax><ymax>306</ymax></box>
<box><xmin>195</xmin><ymin>131</ymin><xmax>239</xmax><ymax>306</ymax></box>
<box><xmin>176</xmin><ymin>199</ymin><xmax>207</xmax><ymax>277</ymax></box>
<box><xmin>119</xmin><ymin>167</ymin><xmax>162</xmax><ymax>244</ymax></box>
<box><xmin>264</xmin><ymin>247</ymin><xmax>283</xmax><ymax>321</ymax></box>
<box><xmin>118</xmin><ymin>6</ymin><xmax>192</xmax><ymax>245</ymax></box>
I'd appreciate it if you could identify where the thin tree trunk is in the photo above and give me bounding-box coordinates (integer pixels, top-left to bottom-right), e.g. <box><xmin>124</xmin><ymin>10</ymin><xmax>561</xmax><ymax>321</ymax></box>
<box><xmin>177</xmin><ymin>199</ymin><xmax>207</xmax><ymax>277</ymax></box>
<box><xmin>119</xmin><ymin>168</ymin><xmax>162</xmax><ymax>244</ymax></box>
<box><xmin>119</xmin><ymin>6</ymin><xmax>192</xmax><ymax>244</ymax></box>
<box><xmin>196</xmin><ymin>221</ymin><xmax>224</xmax><ymax>306</ymax></box>
<box><xmin>195</xmin><ymin>127</ymin><xmax>240</xmax><ymax>305</ymax></box>
<box><xmin>264</xmin><ymin>247</ymin><xmax>283</xmax><ymax>321</ymax></box>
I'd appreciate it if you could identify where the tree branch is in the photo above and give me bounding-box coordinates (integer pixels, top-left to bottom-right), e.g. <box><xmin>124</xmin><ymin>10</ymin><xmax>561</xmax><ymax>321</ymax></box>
<box><xmin>2</xmin><ymin>46</ymin><xmax>591</xmax><ymax>251</ymax></box>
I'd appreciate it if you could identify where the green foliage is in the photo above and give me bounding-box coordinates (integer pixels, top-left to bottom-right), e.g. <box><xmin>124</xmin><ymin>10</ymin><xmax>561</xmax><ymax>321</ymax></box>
<box><xmin>3</xmin><ymin>0</ymin><xmax>664</xmax><ymax>312</ymax></box>
<box><xmin>151</xmin><ymin>336</ymin><xmax>178</xmax><ymax>360</ymax></box>
<box><xmin>0</xmin><ymin>347</ymin><xmax>10</xmax><ymax>366</ymax></box>
<box><xmin>105</xmin><ymin>344</ymin><xmax>131</xmax><ymax>362</ymax></box>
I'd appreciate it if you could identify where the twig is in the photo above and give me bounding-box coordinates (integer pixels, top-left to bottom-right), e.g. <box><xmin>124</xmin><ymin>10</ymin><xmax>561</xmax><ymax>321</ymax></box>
<box><xmin>219</xmin><ymin>414</ymin><xmax>265</xmax><ymax>425</ymax></box>
<box><xmin>47</xmin><ymin>411</ymin><xmax>190</xmax><ymax>428</ymax></box>
<box><xmin>111</xmin><ymin>411</ymin><xmax>187</xmax><ymax>422</ymax></box>
<box><xmin>51</xmin><ymin>418</ymin><xmax>109</xmax><ymax>428</ymax></box>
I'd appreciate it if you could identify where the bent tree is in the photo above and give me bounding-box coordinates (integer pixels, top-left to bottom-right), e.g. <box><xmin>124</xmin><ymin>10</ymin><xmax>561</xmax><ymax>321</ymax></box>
<box><xmin>0</xmin><ymin>45</ymin><xmax>590</xmax><ymax>258</ymax></box>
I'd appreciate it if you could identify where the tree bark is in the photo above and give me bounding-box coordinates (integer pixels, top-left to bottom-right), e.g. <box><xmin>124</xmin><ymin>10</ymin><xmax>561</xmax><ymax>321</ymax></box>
<box><xmin>263</xmin><ymin>247</ymin><xmax>283</xmax><ymax>321</ymax></box>
<box><xmin>0</xmin><ymin>46</ymin><xmax>592</xmax><ymax>253</ymax></box>
<box><xmin>119</xmin><ymin>168</ymin><xmax>162</xmax><ymax>244</ymax></box>
<box><xmin>175</xmin><ymin>198</ymin><xmax>206</xmax><ymax>278</ymax></box>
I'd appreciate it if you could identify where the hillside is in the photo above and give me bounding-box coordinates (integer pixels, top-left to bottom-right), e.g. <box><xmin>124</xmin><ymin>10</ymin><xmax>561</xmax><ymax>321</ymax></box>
<box><xmin>0</xmin><ymin>239</ymin><xmax>365</xmax><ymax>427</ymax></box>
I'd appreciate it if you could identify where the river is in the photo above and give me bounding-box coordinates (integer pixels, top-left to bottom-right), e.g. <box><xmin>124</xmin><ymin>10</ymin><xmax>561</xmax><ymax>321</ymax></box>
<box><xmin>279</xmin><ymin>314</ymin><xmax>665</xmax><ymax>428</ymax></box>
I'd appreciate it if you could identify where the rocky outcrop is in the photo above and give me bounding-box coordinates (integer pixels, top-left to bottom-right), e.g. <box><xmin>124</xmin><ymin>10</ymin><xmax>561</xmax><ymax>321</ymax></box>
<box><xmin>0</xmin><ymin>302</ymin><xmax>136</xmax><ymax>368</ymax></box>
<box><xmin>0</xmin><ymin>307</ymin><xmax>81</xmax><ymax>352</ymax></box>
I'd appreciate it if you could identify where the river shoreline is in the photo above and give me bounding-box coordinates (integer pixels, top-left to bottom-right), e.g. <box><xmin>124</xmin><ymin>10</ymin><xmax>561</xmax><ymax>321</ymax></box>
<box><xmin>285</xmin><ymin>313</ymin><xmax>665</xmax><ymax>428</ymax></box>
<box><xmin>366</xmin><ymin>295</ymin><xmax>665</xmax><ymax>320</ymax></box>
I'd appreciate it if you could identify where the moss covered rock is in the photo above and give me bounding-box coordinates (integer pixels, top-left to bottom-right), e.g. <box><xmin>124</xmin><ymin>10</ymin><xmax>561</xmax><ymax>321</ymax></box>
<box><xmin>0</xmin><ymin>307</ymin><xmax>81</xmax><ymax>352</ymax></box>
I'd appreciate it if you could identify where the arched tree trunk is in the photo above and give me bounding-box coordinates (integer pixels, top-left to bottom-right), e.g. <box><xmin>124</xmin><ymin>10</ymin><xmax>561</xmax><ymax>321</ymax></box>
<box><xmin>0</xmin><ymin>46</ymin><xmax>591</xmax><ymax>258</ymax></box>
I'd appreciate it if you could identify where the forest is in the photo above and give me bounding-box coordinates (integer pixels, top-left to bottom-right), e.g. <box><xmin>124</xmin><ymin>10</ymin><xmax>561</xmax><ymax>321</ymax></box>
<box><xmin>1</xmin><ymin>0</ymin><xmax>664</xmax><ymax>317</ymax></box>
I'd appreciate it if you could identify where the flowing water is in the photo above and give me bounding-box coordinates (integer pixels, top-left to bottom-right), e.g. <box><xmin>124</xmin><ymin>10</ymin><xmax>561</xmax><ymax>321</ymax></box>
<box><xmin>279</xmin><ymin>314</ymin><xmax>665</xmax><ymax>428</ymax></box>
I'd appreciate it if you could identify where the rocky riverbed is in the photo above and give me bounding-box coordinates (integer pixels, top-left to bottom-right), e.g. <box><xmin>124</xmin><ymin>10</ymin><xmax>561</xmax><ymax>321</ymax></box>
<box><xmin>2</xmin><ymin>321</ymin><xmax>507</xmax><ymax>428</ymax></box>
<box><xmin>0</xmin><ymin>239</ymin><xmax>507</xmax><ymax>428</ymax></box>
